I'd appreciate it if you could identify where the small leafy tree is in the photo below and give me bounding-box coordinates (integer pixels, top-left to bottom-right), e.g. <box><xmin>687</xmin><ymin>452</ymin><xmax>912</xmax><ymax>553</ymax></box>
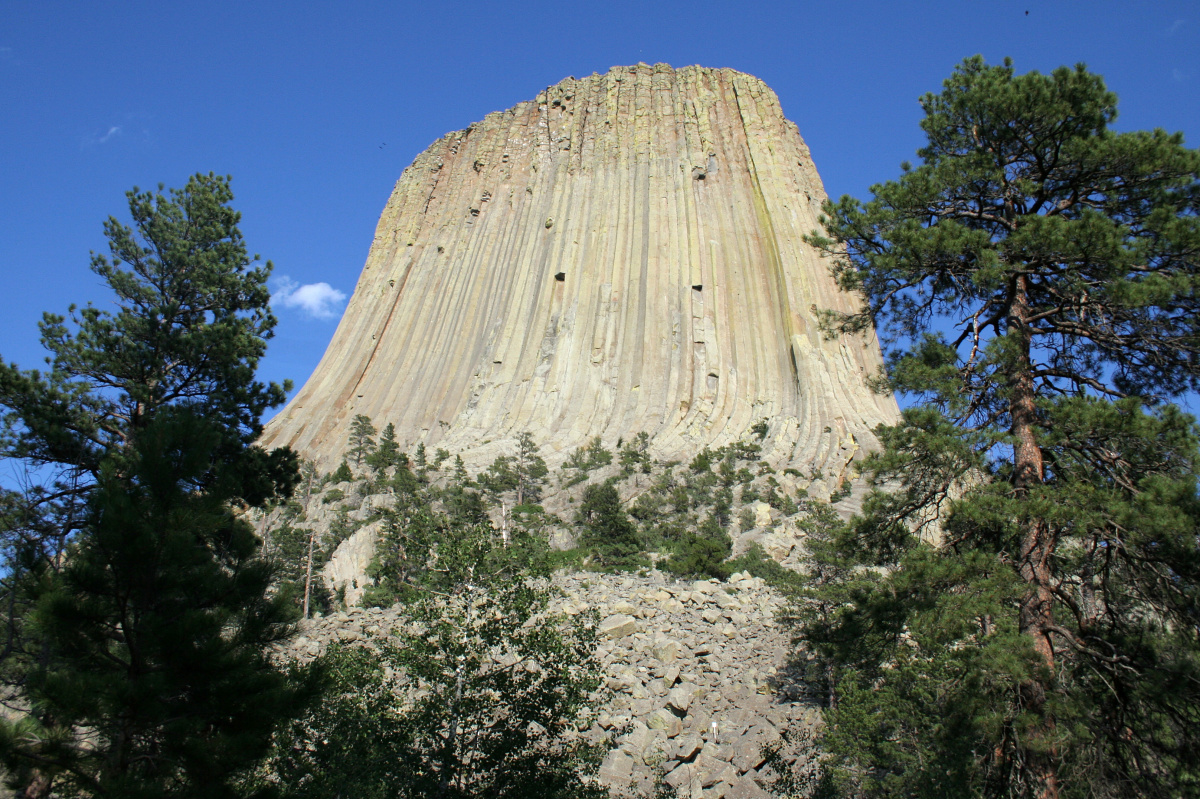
<box><xmin>479</xmin><ymin>433</ymin><xmax>548</xmax><ymax>506</ymax></box>
<box><xmin>799</xmin><ymin>57</ymin><xmax>1200</xmax><ymax>797</ymax></box>
<box><xmin>263</xmin><ymin>524</ymin><xmax>607</xmax><ymax>799</ymax></box>
<box><xmin>329</xmin><ymin>459</ymin><xmax>353</xmax><ymax>484</ymax></box>
<box><xmin>618</xmin><ymin>431</ymin><xmax>652</xmax><ymax>484</ymax></box>
<box><xmin>478</xmin><ymin>455</ymin><xmax>518</xmax><ymax>498</ymax></box>
<box><xmin>662</xmin><ymin>530</ymin><xmax>731</xmax><ymax>580</ymax></box>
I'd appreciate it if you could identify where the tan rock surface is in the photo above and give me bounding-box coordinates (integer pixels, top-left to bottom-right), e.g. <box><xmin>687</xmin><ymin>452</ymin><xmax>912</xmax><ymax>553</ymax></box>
<box><xmin>263</xmin><ymin>63</ymin><xmax>898</xmax><ymax>471</ymax></box>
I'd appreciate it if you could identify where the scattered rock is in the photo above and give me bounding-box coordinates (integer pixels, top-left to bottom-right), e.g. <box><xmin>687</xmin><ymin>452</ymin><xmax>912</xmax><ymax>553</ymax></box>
<box><xmin>648</xmin><ymin>707</ymin><xmax>684</xmax><ymax>738</ymax></box>
<box><xmin>600</xmin><ymin>614</ymin><xmax>638</xmax><ymax>639</ymax></box>
<box><xmin>272</xmin><ymin>569</ymin><xmax>821</xmax><ymax>797</ymax></box>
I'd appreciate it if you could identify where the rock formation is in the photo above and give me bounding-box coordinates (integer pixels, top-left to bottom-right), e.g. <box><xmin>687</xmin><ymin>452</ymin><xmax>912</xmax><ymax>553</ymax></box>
<box><xmin>263</xmin><ymin>63</ymin><xmax>898</xmax><ymax>474</ymax></box>
<box><xmin>276</xmin><ymin>569</ymin><xmax>819</xmax><ymax>797</ymax></box>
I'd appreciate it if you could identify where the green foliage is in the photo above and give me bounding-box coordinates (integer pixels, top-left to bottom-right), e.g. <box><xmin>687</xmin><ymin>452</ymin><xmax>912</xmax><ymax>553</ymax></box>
<box><xmin>433</xmin><ymin>447</ymin><xmax>451</xmax><ymax>469</ymax></box>
<box><xmin>738</xmin><ymin>507</ymin><xmax>756</xmax><ymax>532</ymax></box>
<box><xmin>440</xmin><ymin>483</ymin><xmax>490</xmax><ymax>528</ymax></box>
<box><xmin>329</xmin><ymin>459</ymin><xmax>353</xmax><ymax>484</ymax></box>
<box><xmin>266</xmin><ymin>522</ymin><xmax>333</xmax><ymax>617</ymax></box>
<box><xmin>363</xmin><ymin>454</ymin><xmax>552</xmax><ymax>608</ymax></box>
<box><xmin>662</xmin><ymin>528</ymin><xmax>731</xmax><ymax>580</ymax></box>
<box><xmin>258</xmin><ymin>646</ymin><xmax>407</xmax><ymax>799</ymax></box>
<box><xmin>798</xmin><ymin>57</ymin><xmax>1200</xmax><ymax>797</ymax></box>
<box><xmin>618</xmin><ymin>431</ymin><xmax>652</xmax><ymax>477</ymax></box>
<box><xmin>577</xmin><ymin>483</ymin><xmax>645</xmax><ymax>570</ymax></box>
<box><xmin>512</xmin><ymin>431</ymin><xmax>549</xmax><ymax>505</ymax></box>
<box><xmin>0</xmin><ymin>174</ymin><xmax>289</xmax><ymax>475</ymax></box>
<box><xmin>689</xmin><ymin>447</ymin><xmax>715</xmax><ymax>474</ymax></box>
<box><xmin>0</xmin><ymin>174</ymin><xmax>304</xmax><ymax>796</ymax></box>
<box><xmin>262</xmin><ymin>525</ymin><xmax>607</xmax><ymax>799</ymax></box>
<box><xmin>726</xmin><ymin>543</ymin><xmax>803</xmax><ymax>592</ymax></box>
<box><xmin>6</xmin><ymin>413</ymin><xmax>311</xmax><ymax>797</ymax></box>
<box><xmin>479</xmin><ymin>432</ymin><xmax>548</xmax><ymax>505</ymax></box>
<box><xmin>367</xmin><ymin>422</ymin><xmax>401</xmax><ymax>473</ymax></box>
<box><xmin>750</xmin><ymin>418</ymin><xmax>769</xmax><ymax>441</ymax></box>
<box><xmin>561</xmin><ymin>436</ymin><xmax>614</xmax><ymax>486</ymax></box>
<box><xmin>348</xmin><ymin>414</ymin><xmax>377</xmax><ymax>470</ymax></box>
<box><xmin>479</xmin><ymin>455</ymin><xmax>518</xmax><ymax>495</ymax></box>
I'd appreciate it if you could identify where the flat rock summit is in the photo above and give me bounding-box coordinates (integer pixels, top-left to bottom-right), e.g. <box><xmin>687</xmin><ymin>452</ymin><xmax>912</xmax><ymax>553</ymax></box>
<box><xmin>263</xmin><ymin>63</ymin><xmax>897</xmax><ymax>474</ymax></box>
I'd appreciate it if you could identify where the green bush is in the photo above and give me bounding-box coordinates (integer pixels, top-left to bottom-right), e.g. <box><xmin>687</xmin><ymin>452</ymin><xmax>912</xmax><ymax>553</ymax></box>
<box><xmin>663</xmin><ymin>530</ymin><xmax>732</xmax><ymax>580</ymax></box>
<box><xmin>726</xmin><ymin>543</ymin><xmax>803</xmax><ymax>591</ymax></box>
<box><xmin>577</xmin><ymin>483</ymin><xmax>645</xmax><ymax>570</ymax></box>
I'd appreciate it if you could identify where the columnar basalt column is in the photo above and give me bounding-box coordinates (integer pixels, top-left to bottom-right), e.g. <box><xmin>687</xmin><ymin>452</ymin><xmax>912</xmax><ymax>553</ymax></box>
<box><xmin>263</xmin><ymin>63</ymin><xmax>899</xmax><ymax>475</ymax></box>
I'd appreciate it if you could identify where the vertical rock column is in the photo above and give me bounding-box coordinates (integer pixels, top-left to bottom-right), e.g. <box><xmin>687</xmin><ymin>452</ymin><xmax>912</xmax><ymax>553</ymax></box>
<box><xmin>263</xmin><ymin>63</ymin><xmax>898</xmax><ymax>473</ymax></box>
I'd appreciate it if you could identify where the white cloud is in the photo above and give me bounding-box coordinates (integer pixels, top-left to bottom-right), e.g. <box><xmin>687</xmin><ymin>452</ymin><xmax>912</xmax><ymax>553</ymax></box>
<box><xmin>1168</xmin><ymin>18</ymin><xmax>1187</xmax><ymax>35</ymax></box>
<box><xmin>272</xmin><ymin>276</ymin><xmax>348</xmax><ymax>320</ymax></box>
<box><xmin>99</xmin><ymin>126</ymin><xmax>121</xmax><ymax>143</ymax></box>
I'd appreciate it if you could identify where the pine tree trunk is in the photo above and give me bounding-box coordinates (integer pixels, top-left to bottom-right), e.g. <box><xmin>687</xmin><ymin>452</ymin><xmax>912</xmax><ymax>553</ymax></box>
<box><xmin>302</xmin><ymin>468</ymin><xmax>316</xmax><ymax>619</ymax></box>
<box><xmin>1009</xmin><ymin>275</ymin><xmax>1060</xmax><ymax>799</ymax></box>
<box><xmin>302</xmin><ymin>526</ymin><xmax>315</xmax><ymax>620</ymax></box>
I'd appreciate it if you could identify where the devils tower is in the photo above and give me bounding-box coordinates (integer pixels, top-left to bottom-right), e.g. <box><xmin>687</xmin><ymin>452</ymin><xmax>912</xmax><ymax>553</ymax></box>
<box><xmin>263</xmin><ymin>63</ymin><xmax>898</xmax><ymax>478</ymax></box>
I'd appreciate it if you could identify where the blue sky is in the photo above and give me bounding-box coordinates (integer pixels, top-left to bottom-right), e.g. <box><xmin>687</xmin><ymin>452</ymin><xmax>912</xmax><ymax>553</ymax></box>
<box><xmin>2</xmin><ymin>1</ymin><xmax>1198</xmax><ymax>421</ymax></box>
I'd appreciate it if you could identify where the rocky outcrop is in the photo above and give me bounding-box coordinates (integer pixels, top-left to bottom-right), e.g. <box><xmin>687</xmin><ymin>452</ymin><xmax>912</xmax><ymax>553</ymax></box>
<box><xmin>276</xmin><ymin>569</ymin><xmax>819</xmax><ymax>798</ymax></box>
<box><xmin>263</xmin><ymin>63</ymin><xmax>898</xmax><ymax>475</ymax></box>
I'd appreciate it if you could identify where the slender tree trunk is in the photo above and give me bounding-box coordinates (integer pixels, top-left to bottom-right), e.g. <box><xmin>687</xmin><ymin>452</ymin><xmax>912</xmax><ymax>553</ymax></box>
<box><xmin>437</xmin><ymin>656</ymin><xmax>466</xmax><ymax>799</ymax></box>
<box><xmin>1009</xmin><ymin>275</ymin><xmax>1060</xmax><ymax>799</ymax></box>
<box><xmin>302</xmin><ymin>465</ymin><xmax>315</xmax><ymax>619</ymax></box>
<box><xmin>302</xmin><ymin>526</ymin><xmax>315</xmax><ymax>619</ymax></box>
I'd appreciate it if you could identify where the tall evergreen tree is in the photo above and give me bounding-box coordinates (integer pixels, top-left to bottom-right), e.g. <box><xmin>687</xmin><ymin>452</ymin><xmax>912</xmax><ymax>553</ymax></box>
<box><xmin>347</xmin><ymin>414</ymin><xmax>377</xmax><ymax>470</ymax></box>
<box><xmin>0</xmin><ymin>174</ymin><xmax>305</xmax><ymax>796</ymax></box>
<box><xmin>799</xmin><ymin>57</ymin><xmax>1200</xmax><ymax>798</ymax></box>
<box><xmin>577</xmin><ymin>483</ymin><xmax>643</xmax><ymax>569</ymax></box>
<box><xmin>7</xmin><ymin>411</ymin><xmax>304</xmax><ymax>798</ymax></box>
<box><xmin>512</xmin><ymin>431</ymin><xmax>548</xmax><ymax>506</ymax></box>
<box><xmin>367</xmin><ymin>422</ymin><xmax>401</xmax><ymax>474</ymax></box>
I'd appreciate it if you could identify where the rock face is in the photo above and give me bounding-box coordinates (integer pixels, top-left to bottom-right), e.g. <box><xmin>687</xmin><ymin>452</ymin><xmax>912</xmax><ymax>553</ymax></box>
<box><xmin>275</xmin><ymin>569</ymin><xmax>820</xmax><ymax>797</ymax></box>
<box><xmin>263</xmin><ymin>63</ymin><xmax>898</xmax><ymax>472</ymax></box>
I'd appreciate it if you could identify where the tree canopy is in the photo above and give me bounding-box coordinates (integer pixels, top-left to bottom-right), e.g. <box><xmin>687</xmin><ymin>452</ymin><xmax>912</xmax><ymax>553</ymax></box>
<box><xmin>799</xmin><ymin>57</ymin><xmax>1200</xmax><ymax>798</ymax></box>
<box><xmin>0</xmin><ymin>174</ymin><xmax>306</xmax><ymax>797</ymax></box>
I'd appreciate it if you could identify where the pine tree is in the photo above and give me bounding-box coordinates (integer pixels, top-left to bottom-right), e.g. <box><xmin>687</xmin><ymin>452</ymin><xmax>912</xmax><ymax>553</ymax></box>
<box><xmin>513</xmin><ymin>431</ymin><xmax>548</xmax><ymax>506</ymax></box>
<box><xmin>578</xmin><ymin>483</ymin><xmax>644</xmax><ymax>569</ymax></box>
<box><xmin>329</xmin><ymin>459</ymin><xmax>353</xmax><ymax>484</ymax></box>
<box><xmin>799</xmin><ymin>57</ymin><xmax>1200</xmax><ymax>798</ymax></box>
<box><xmin>9</xmin><ymin>412</ymin><xmax>305</xmax><ymax>798</ymax></box>
<box><xmin>348</xmin><ymin>414</ymin><xmax>377</xmax><ymax>470</ymax></box>
<box><xmin>618</xmin><ymin>431</ymin><xmax>652</xmax><ymax>484</ymax></box>
<box><xmin>0</xmin><ymin>174</ymin><xmax>306</xmax><ymax>796</ymax></box>
<box><xmin>367</xmin><ymin>422</ymin><xmax>401</xmax><ymax>474</ymax></box>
